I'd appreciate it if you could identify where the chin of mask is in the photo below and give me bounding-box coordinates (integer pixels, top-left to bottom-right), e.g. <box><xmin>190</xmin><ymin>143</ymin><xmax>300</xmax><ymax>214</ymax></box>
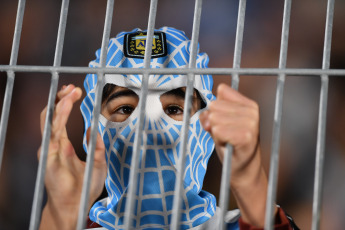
<box><xmin>81</xmin><ymin>27</ymin><xmax>217</xmax><ymax>229</ymax></box>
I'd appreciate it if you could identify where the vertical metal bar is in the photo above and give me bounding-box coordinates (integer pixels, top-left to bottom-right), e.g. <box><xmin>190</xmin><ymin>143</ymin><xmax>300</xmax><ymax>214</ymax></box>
<box><xmin>76</xmin><ymin>0</ymin><xmax>115</xmax><ymax>229</ymax></box>
<box><xmin>0</xmin><ymin>72</ymin><xmax>14</xmax><ymax>169</ymax></box>
<box><xmin>123</xmin><ymin>0</ymin><xmax>158</xmax><ymax>229</ymax></box>
<box><xmin>170</xmin><ymin>0</ymin><xmax>203</xmax><ymax>229</ymax></box>
<box><xmin>312</xmin><ymin>0</ymin><xmax>334</xmax><ymax>229</ymax></box>
<box><xmin>0</xmin><ymin>0</ymin><xmax>26</xmax><ymax>173</ymax></box>
<box><xmin>29</xmin><ymin>0</ymin><xmax>70</xmax><ymax>229</ymax></box>
<box><xmin>9</xmin><ymin>2</ymin><xmax>25</xmax><ymax>66</ymax></box>
<box><xmin>218</xmin><ymin>1</ymin><xmax>246</xmax><ymax>229</ymax></box>
<box><xmin>264</xmin><ymin>1</ymin><xmax>291</xmax><ymax>229</ymax></box>
<box><xmin>231</xmin><ymin>0</ymin><xmax>246</xmax><ymax>89</ymax></box>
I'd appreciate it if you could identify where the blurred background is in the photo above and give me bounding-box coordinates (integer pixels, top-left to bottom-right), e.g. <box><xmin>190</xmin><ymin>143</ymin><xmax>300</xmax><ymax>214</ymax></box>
<box><xmin>0</xmin><ymin>0</ymin><xmax>345</xmax><ymax>229</ymax></box>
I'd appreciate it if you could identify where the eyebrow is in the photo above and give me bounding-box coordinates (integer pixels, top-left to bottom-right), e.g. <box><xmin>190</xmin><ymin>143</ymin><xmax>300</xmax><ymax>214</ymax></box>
<box><xmin>105</xmin><ymin>89</ymin><xmax>137</xmax><ymax>105</ymax></box>
<box><xmin>162</xmin><ymin>88</ymin><xmax>186</xmax><ymax>99</ymax></box>
<box><xmin>162</xmin><ymin>88</ymin><xmax>200</xmax><ymax>102</ymax></box>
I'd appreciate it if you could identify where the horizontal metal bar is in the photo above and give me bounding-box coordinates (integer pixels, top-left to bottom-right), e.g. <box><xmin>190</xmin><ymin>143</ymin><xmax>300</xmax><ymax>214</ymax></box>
<box><xmin>1</xmin><ymin>65</ymin><xmax>345</xmax><ymax>76</ymax></box>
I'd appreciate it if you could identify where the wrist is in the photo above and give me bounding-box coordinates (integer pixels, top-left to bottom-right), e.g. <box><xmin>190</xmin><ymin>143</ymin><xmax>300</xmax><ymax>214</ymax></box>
<box><xmin>231</xmin><ymin>146</ymin><xmax>265</xmax><ymax>189</ymax></box>
<box><xmin>40</xmin><ymin>200</ymin><xmax>79</xmax><ymax>230</ymax></box>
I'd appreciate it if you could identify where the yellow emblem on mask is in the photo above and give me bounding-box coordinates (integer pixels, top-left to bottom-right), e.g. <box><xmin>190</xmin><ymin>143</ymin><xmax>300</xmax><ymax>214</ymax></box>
<box><xmin>135</xmin><ymin>33</ymin><xmax>157</xmax><ymax>51</ymax></box>
<box><xmin>124</xmin><ymin>31</ymin><xmax>167</xmax><ymax>59</ymax></box>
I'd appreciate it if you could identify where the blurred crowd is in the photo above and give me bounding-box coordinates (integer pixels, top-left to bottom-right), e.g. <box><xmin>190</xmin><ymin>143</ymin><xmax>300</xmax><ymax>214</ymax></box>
<box><xmin>0</xmin><ymin>0</ymin><xmax>344</xmax><ymax>229</ymax></box>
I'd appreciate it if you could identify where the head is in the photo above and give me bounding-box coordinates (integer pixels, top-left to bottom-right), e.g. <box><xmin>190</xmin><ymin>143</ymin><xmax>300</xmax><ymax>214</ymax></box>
<box><xmin>80</xmin><ymin>27</ymin><xmax>217</xmax><ymax>228</ymax></box>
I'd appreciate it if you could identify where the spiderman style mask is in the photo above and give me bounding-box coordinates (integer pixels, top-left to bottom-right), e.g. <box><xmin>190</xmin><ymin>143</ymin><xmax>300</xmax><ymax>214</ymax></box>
<box><xmin>81</xmin><ymin>27</ymin><xmax>216</xmax><ymax>229</ymax></box>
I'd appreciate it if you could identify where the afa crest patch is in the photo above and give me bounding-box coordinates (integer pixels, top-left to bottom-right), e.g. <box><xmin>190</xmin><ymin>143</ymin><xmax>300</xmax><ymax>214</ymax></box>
<box><xmin>123</xmin><ymin>31</ymin><xmax>167</xmax><ymax>59</ymax></box>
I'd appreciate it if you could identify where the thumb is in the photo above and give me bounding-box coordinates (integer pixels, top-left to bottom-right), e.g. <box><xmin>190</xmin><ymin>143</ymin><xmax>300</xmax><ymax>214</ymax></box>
<box><xmin>85</xmin><ymin>129</ymin><xmax>107</xmax><ymax>208</ymax></box>
<box><xmin>94</xmin><ymin>132</ymin><xmax>106</xmax><ymax>167</ymax></box>
<box><xmin>199</xmin><ymin>110</ymin><xmax>212</xmax><ymax>133</ymax></box>
<box><xmin>86</xmin><ymin>128</ymin><xmax>106</xmax><ymax>167</ymax></box>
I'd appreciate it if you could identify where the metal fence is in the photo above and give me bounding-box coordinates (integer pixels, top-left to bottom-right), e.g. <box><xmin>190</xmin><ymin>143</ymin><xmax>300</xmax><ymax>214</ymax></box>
<box><xmin>0</xmin><ymin>0</ymin><xmax>345</xmax><ymax>229</ymax></box>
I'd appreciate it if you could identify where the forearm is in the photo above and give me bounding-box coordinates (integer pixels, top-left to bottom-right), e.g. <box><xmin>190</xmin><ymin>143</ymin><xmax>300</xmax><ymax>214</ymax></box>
<box><xmin>232</xmin><ymin>168</ymin><xmax>271</xmax><ymax>227</ymax></box>
<box><xmin>230</xmin><ymin>149</ymin><xmax>275</xmax><ymax>227</ymax></box>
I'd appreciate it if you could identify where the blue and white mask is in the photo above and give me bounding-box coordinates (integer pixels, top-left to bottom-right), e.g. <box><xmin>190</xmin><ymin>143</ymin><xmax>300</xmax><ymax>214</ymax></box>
<box><xmin>81</xmin><ymin>27</ymin><xmax>216</xmax><ymax>229</ymax></box>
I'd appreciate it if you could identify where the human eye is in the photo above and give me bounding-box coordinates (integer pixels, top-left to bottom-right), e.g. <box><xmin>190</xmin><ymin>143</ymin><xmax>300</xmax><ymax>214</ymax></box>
<box><xmin>101</xmin><ymin>86</ymin><xmax>139</xmax><ymax>122</ymax></box>
<box><xmin>105</xmin><ymin>104</ymin><xmax>136</xmax><ymax>122</ymax></box>
<box><xmin>164</xmin><ymin>105</ymin><xmax>183</xmax><ymax>116</ymax></box>
<box><xmin>162</xmin><ymin>104</ymin><xmax>184</xmax><ymax>121</ymax></box>
<box><xmin>115</xmin><ymin>105</ymin><xmax>135</xmax><ymax>115</ymax></box>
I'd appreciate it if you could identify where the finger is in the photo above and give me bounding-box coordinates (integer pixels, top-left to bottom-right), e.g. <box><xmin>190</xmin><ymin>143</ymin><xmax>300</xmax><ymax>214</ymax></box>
<box><xmin>40</xmin><ymin>85</ymin><xmax>76</xmax><ymax>135</ymax></box>
<box><xmin>55</xmin><ymin>84</ymin><xmax>75</xmax><ymax>104</ymax></box>
<box><xmin>57</xmin><ymin>138</ymin><xmax>78</xmax><ymax>170</ymax></box>
<box><xmin>40</xmin><ymin>107</ymin><xmax>47</xmax><ymax>135</ymax></box>
<box><xmin>84</xmin><ymin>128</ymin><xmax>107</xmax><ymax>204</ymax></box>
<box><xmin>37</xmin><ymin>146</ymin><xmax>42</xmax><ymax>160</ymax></box>
<box><xmin>94</xmin><ymin>132</ymin><xmax>106</xmax><ymax>168</ymax></box>
<box><xmin>217</xmin><ymin>83</ymin><xmax>258</xmax><ymax>109</ymax></box>
<box><xmin>211</xmin><ymin>124</ymin><xmax>258</xmax><ymax>149</ymax></box>
<box><xmin>208</xmin><ymin>112</ymin><xmax>258</xmax><ymax>130</ymax></box>
<box><xmin>199</xmin><ymin>110</ymin><xmax>211</xmax><ymax>132</ymax></box>
<box><xmin>51</xmin><ymin>87</ymin><xmax>82</xmax><ymax>141</ymax></box>
<box><xmin>208</xmin><ymin>100</ymin><xmax>259</xmax><ymax>119</ymax></box>
<box><xmin>85</xmin><ymin>129</ymin><xmax>106</xmax><ymax>164</ymax></box>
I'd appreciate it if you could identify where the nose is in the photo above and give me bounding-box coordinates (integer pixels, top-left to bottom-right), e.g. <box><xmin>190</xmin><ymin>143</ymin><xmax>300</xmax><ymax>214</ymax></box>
<box><xmin>145</xmin><ymin>93</ymin><xmax>163</xmax><ymax>121</ymax></box>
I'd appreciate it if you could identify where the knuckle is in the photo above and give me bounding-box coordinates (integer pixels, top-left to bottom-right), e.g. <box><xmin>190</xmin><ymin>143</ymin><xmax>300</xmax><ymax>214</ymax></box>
<box><xmin>246</xmin><ymin>106</ymin><xmax>259</xmax><ymax>123</ymax></box>
<box><xmin>208</xmin><ymin>101</ymin><xmax>219</xmax><ymax>111</ymax></box>
<box><xmin>208</xmin><ymin>101</ymin><xmax>215</xmax><ymax>110</ymax></box>
<box><xmin>208</xmin><ymin>112</ymin><xmax>216</xmax><ymax>123</ymax></box>
<box><xmin>37</xmin><ymin>147</ymin><xmax>41</xmax><ymax>159</ymax></box>
<box><xmin>247</xmin><ymin>118</ymin><xmax>258</xmax><ymax>131</ymax></box>
<box><xmin>250</xmin><ymin>100</ymin><xmax>259</xmax><ymax>111</ymax></box>
<box><xmin>211</xmin><ymin>126</ymin><xmax>222</xmax><ymax>138</ymax></box>
<box><xmin>240</xmin><ymin>130</ymin><xmax>254</xmax><ymax>145</ymax></box>
<box><xmin>40</xmin><ymin>108</ymin><xmax>46</xmax><ymax>120</ymax></box>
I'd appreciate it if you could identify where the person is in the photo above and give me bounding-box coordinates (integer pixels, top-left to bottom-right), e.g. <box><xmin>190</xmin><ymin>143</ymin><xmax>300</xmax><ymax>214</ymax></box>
<box><xmin>39</xmin><ymin>27</ymin><xmax>297</xmax><ymax>229</ymax></box>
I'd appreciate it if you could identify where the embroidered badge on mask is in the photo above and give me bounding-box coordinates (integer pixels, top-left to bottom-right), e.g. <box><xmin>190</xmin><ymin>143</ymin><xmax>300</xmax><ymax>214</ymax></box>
<box><xmin>124</xmin><ymin>31</ymin><xmax>167</xmax><ymax>59</ymax></box>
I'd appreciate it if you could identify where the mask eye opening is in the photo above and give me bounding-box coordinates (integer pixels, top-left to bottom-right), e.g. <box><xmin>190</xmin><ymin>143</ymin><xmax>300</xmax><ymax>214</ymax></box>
<box><xmin>195</xmin><ymin>89</ymin><xmax>206</xmax><ymax>110</ymax></box>
<box><xmin>102</xmin><ymin>83</ymin><xmax>117</xmax><ymax>103</ymax></box>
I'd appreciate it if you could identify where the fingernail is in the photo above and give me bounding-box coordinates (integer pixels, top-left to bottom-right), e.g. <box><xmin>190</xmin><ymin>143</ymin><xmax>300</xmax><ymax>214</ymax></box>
<box><xmin>62</xmin><ymin>85</ymin><xmax>70</xmax><ymax>92</ymax></box>
<box><xmin>64</xmin><ymin>84</ymin><xmax>74</xmax><ymax>92</ymax></box>
<box><xmin>71</xmin><ymin>88</ymin><xmax>78</xmax><ymax>95</ymax></box>
<box><xmin>72</xmin><ymin>87</ymin><xmax>82</xmax><ymax>96</ymax></box>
